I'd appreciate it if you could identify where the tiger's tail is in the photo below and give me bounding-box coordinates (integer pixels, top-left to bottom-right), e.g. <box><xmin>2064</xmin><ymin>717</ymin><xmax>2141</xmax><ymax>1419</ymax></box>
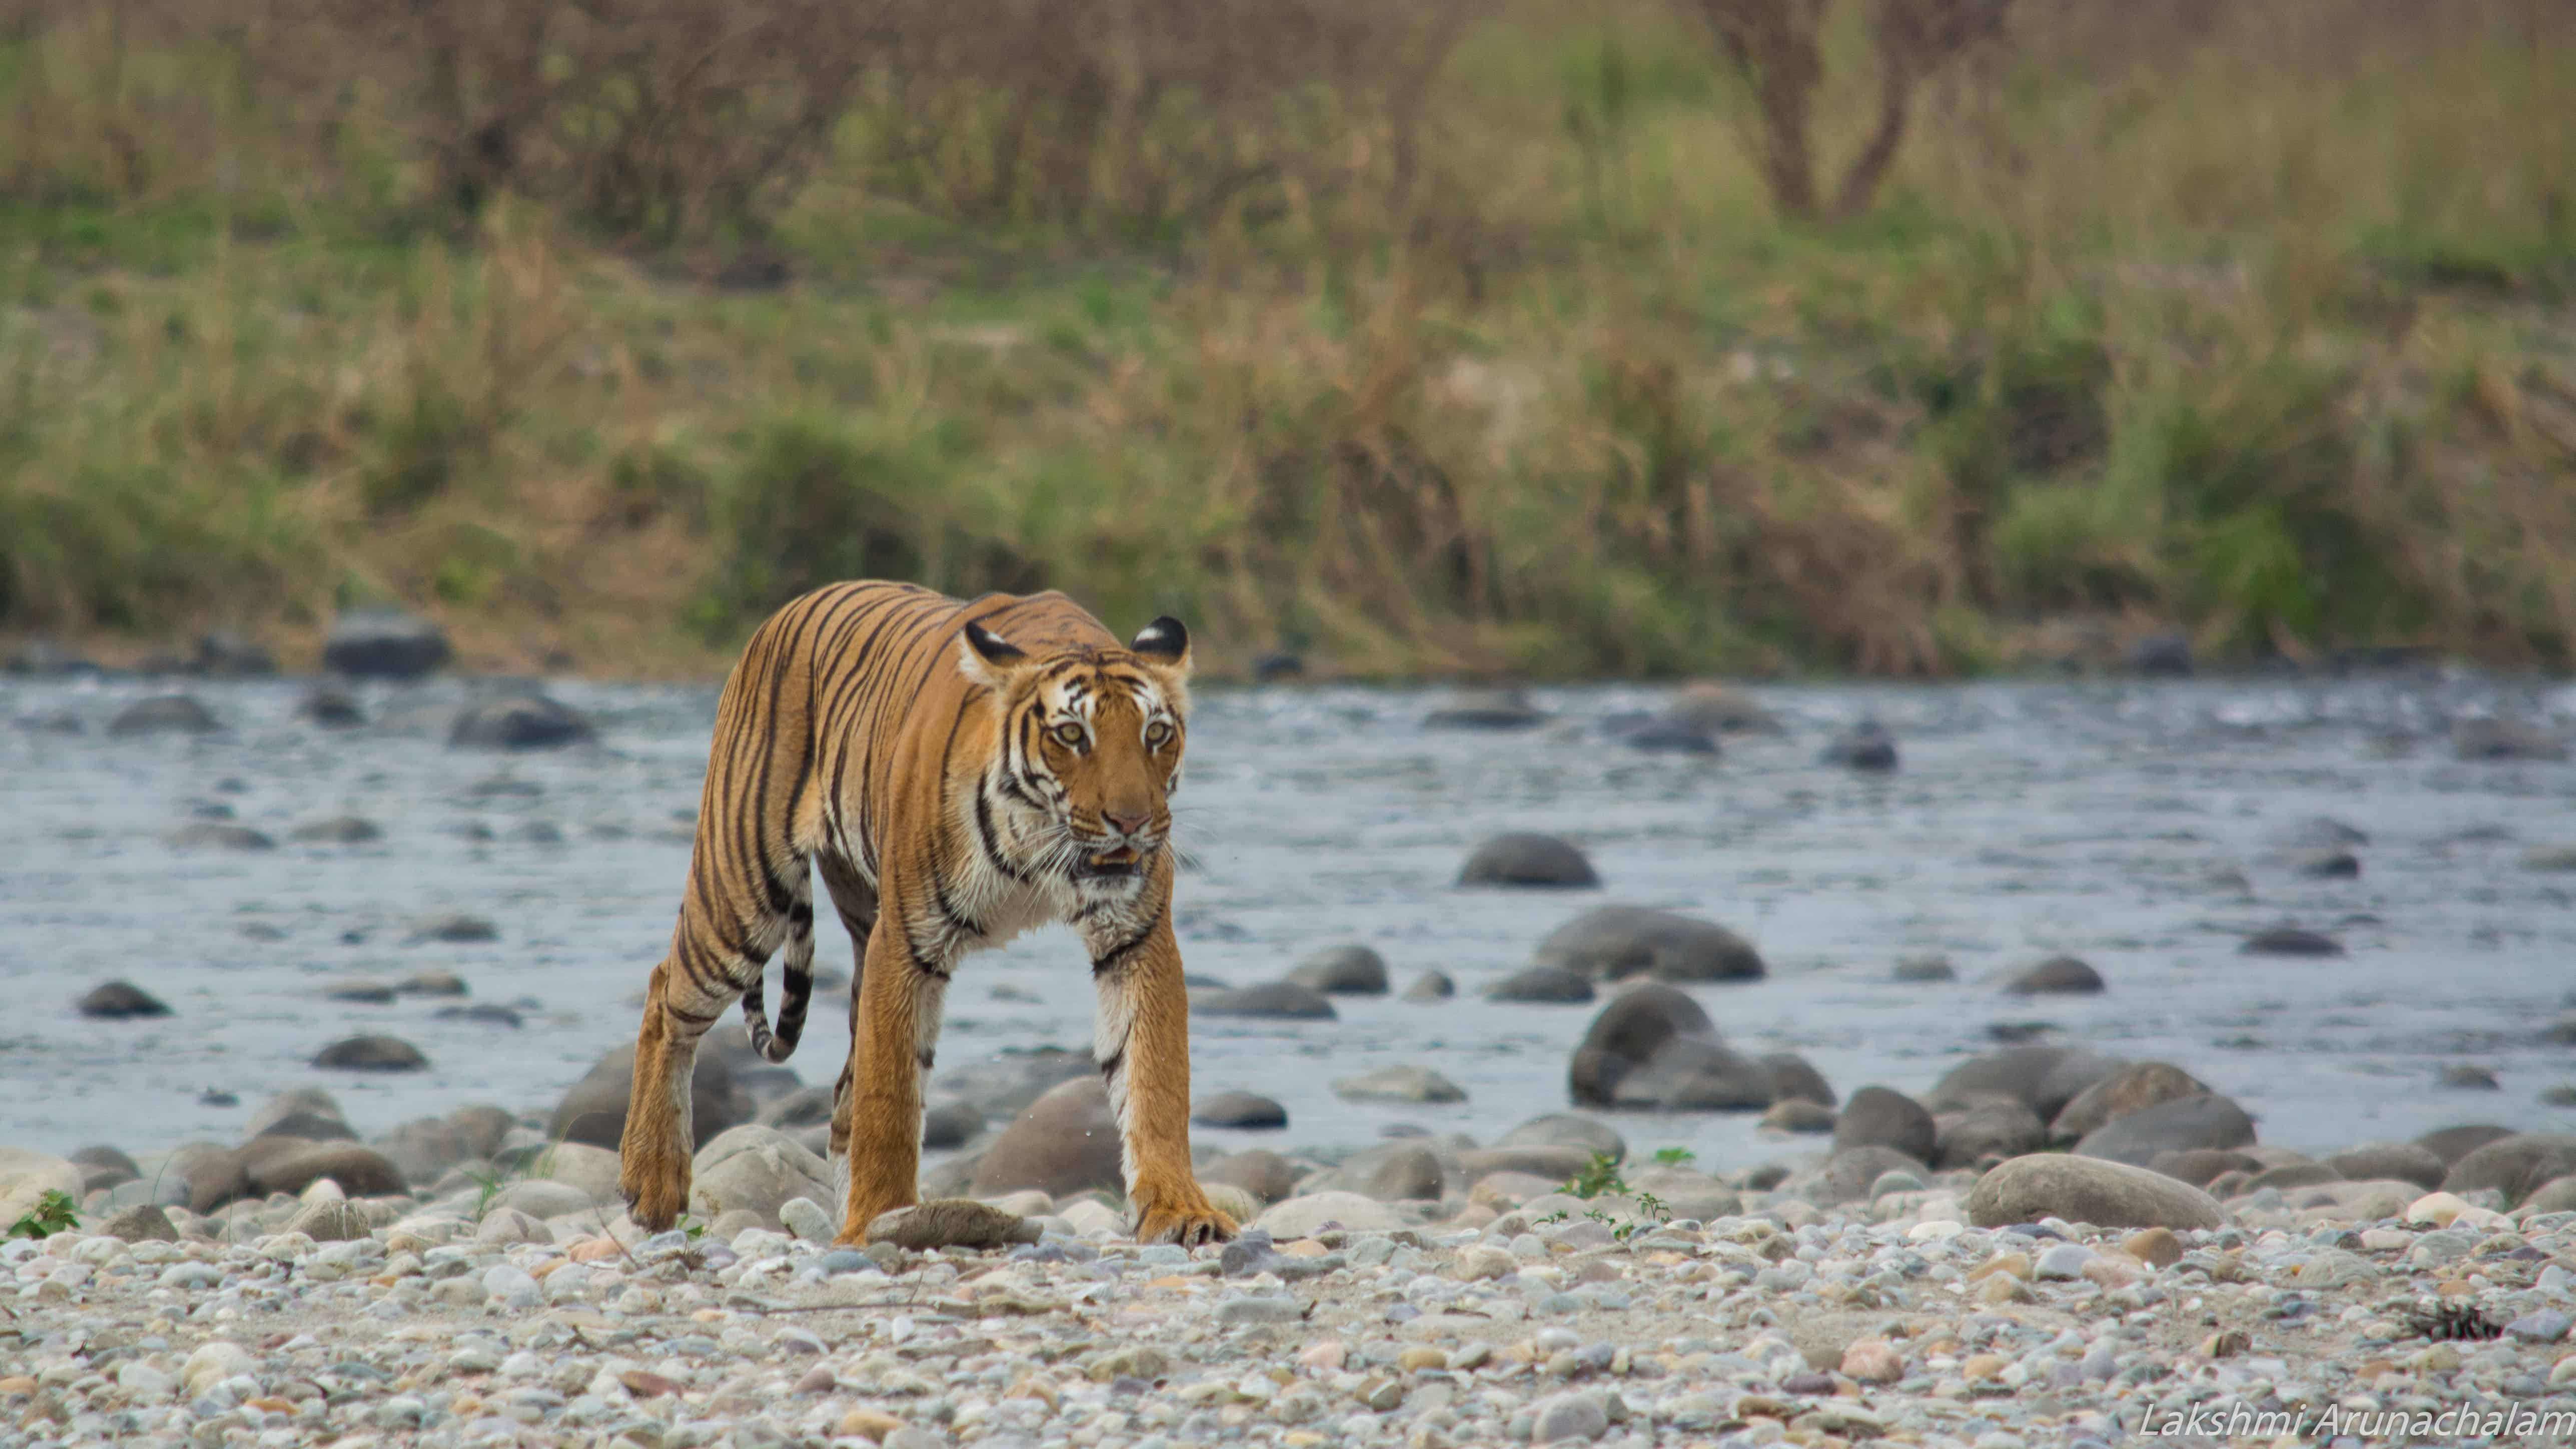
<box><xmin>740</xmin><ymin>898</ymin><xmax>816</xmax><ymax>1064</ymax></box>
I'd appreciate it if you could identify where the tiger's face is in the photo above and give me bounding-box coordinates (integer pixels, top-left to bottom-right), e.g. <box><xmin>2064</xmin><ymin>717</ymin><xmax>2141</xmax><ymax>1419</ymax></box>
<box><xmin>960</xmin><ymin>615</ymin><xmax>1190</xmax><ymax>886</ymax></box>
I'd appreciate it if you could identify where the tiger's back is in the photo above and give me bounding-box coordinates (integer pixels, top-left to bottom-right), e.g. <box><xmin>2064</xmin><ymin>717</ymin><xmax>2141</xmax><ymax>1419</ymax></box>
<box><xmin>618</xmin><ymin>580</ymin><xmax>1234</xmax><ymax>1246</ymax></box>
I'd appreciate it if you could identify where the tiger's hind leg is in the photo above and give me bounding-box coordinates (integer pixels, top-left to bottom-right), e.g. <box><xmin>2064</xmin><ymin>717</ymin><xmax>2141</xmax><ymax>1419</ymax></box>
<box><xmin>617</xmin><ymin>955</ymin><xmax>723</xmax><ymax>1232</ymax></box>
<box><xmin>619</xmin><ymin>889</ymin><xmax>797</xmax><ymax>1231</ymax></box>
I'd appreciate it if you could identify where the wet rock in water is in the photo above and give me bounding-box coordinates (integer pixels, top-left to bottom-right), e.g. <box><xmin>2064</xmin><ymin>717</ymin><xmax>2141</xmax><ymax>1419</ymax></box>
<box><xmin>2241</xmin><ymin>927</ymin><xmax>2343</xmax><ymax>957</ymax></box>
<box><xmin>2125</xmin><ymin>632</ymin><xmax>2194</xmax><ymax>677</ymax></box>
<box><xmin>1284</xmin><ymin>945</ymin><xmax>1389</xmax><ymax>995</ymax></box>
<box><xmin>249</xmin><ymin>1110</ymin><xmax>358</xmax><ymax>1146</ymax></box>
<box><xmin>2440</xmin><ymin>1063</ymin><xmax>2502</xmax><ymax>1091</ymax></box>
<box><xmin>2414</xmin><ymin>1122</ymin><xmax>2518</xmax><ymax>1165</ymax></box>
<box><xmin>397</xmin><ymin>969</ymin><xmax>470</xmax><ymax>997</ymax></box>
<box><xmin>1972</xmin><ymin>1152</ymin><xmax>2223</xmax><ymax>1229</ymax></box>
<box><xmin>1403</xmin><ymin>970</ymin><xmax>1455</xmax><ymax>1000</ymax></box>
<box><xmin>1334</xmin><ymin>1065</ymin><xmax>1465</xmax><ymax>1104</ymax></box>
<box><xmin>2453</xmin><ymin>717</ymin><xmax>2568</xmax><ymax>762</ymax></box>
<box><xmin>298</xmin><ymin>687</ymin><xmax>365</xmax><ymax>729</ymax></box>
<box><xmin>2276</xmin><ymin>815</ymin><xmax>2368</xmax><ymax>848</ymax></box>
<box><xmin>1610</xmin><ymin>714</ymin><xmax>1720</xmax><ymax>754</ymax></box>
<box><xmin>969</xmin><ymin>1077</ymin><xmax>1124</xmax><ymax>1199</ymax></box>
<box><xmin>1762</xmin><ymin>1099</ymin><xmax>1836</xmax><ymax>1133</ymax></box>
<box><xmin>1568</xmin><ymin>984</ymin><xmax>1770</xmax><ymax>1111</ymax></box>
<box><xmin>1497</xmin><ymin>1112</ymin><xmax>1625</xmax><ymax>1162</ymax></box>
<box><xmin>1926</xmin><ymin>1043</ymin><xmax>2128</xmax><ymax>1123</ymax></box>
<box><xmin>1487</xmin><ymin>965</ymin><xmax>1596</xmax><ymax>1003</ymax></box>
<box><xmin>291</xmin><ymin>816</ymin><xmax>382</xmax><ymax>844</ymax></box>
<box><xmin>168</xmin><ymin>822</ymin><xmax>274</xmax><ymax>851</ymax></box>
<box><xmin>98</xmin><ymin>1203</ymin><xmax>180</xmax><ymax>1243</ymax></box>
<box><xmin>1892</xmin><ymin>955</ymin><xmax>1956</xmax><ymax>982</ymax></box>
<box><xmin>1194</xmin><ymin>1092</ymin><xmax>1289</xmax><ymax>1129</ymax></box>
<box><xmin>1248</xmin><ymin>650</ymin><xmax>1304</xmax><ymax>682</ymax></box>
<box><xmin>691</xmin><ymin>1125</ymin><xmax>833</xmax><ymax>1225</ymax></box>
<box><xmin>549</xmin><ymin>1042</ymin><xmax>748</xmax><ymax>1150</ymax></box>
<box><xmin>325</xmin><ymin>980</ymin><xmax>398</xmax><ymax>1004</ymax></box>
<box><xmin>2291</xmin><ymin>848</ymin><xmax>2360</xmax><ymax>879</ymax></box>
<box><xmin>1760</xmin><ymin>1051</ymin><xmax>1835</xmax><ymax>1108</ymax></box>
<box><xmin>1833</xmin><ymin>1086</ymin><xmax>1937</xmax><ymax>1162</ymax></box>
<box><xmin>436</xmin><ymin>1003</ymin><xmax>522</xmax><ymax>1027</ymax></box>
<box><xmin>312</xmin><ymin>1034</ymin><xmax>428</xmax><ymax>1071</ymax></box>
<box><xmin>409</xmin><ymin>914</ymin><xmax>497</xmax><ymax>944</ymax></box>
<box><xmin>1423</xmin><ymin>686</ymin><xmax>1545</xmax><ymax>731</ymax></box>
<box><xmin>70</xmin><ymin>1145</ymin><xmax>140</xmax><ymax>1192</ymax></box>
<box><xmin>1796</xmin><ymin>1145</ymin><xmax>1927</xmax><ymax>1206</ymax></box>
<box><xmin>1202</xmin><ymin>1149</ymin><xmax>1301</xmax><ymax>1204</ymax></box>
<box><xmin>1819</xmin><ymin>720</ymin><xmax>1897</xmax><ymax>771</ymax></box>
<box><xmin>2439</xmin><ymin>1133</ymin><xmax>2576</xmax><ymax>1206</ymax></box>
<box><xmin>2543</xmin><ymin>1085</ymin><xmax>2576</xmax><ymax>1107</ymax></box>
<box><xmin>2074</xmin><ymin>1093</ymin><xmax>2256</xmax><ymax>1166</ymax></box>
<box><xmin>2049</xmin><ymin>1061</ymin><xmax>2211</xmax><ymax>1142</ymax></box>
<box><xmin>1458</xmin><ymin>833</ymin><xmax>1599</xmax><ymax>888</ymax></box>
<box><xmin>108</xmin><ymin>694</ymin><xmax>220</xmax><ymax>737</ymax></box>
<box><xmin>1662</xmin><ymin>681</ymin><xmax>1782</xmax><ymax>735</ymax></box>
<box><xmin>1254</xmin><ymin>1189</ymin><xmax>1403</xmax><ymax>1237</ymax></box>
<box><xmin>242</xmin><ymin>1139</ymin><xmax>407</xmax><ymax>1197</ymax></box>
<box><xmin>1194</xmin><ymin>980</ymin><xmax>1337</xmax><ymax>1019</ymax></box>
<box><xmin>1937</xmin><ymin>1102</ymin><xmax>2047</xmax><ymax>1169</ymax></box>
<box><xmin>868</xmin><ymin>1199</ymin><xmax>1041</xmax><ymax>1251</ymax></box>
<box><xmin>2006</xmin><ymin>955</ymin><xmax>2104</xmax><ymax>995</ymax></box>
<box><xmin>921</xmin><ymin>1100</ymin><xmax>984</xmax><ymax>1149</ymax></box>
<box><xmin>323</xmin><ymin>607</ymin><xmax>450</xmax><ymax>679</ymax></box>
<box><xmin>1534</xmin><ymin>905</ymin><xmax>1764</xmax><ymax>983</ymax></box>
<box><xmin>450</xmin><ymin>694</ymin><xmax>595</xmax><ymax>750</ymax></box>
<box><xmin>78</xmin><ymin>979</ymin><xmax>172</xmax><ymax>1019</ymax></box>
<box><xmin>2539</xmin><ymin>1017</ymin><xmax>2576</xmax><ymax>1045</ymax></box>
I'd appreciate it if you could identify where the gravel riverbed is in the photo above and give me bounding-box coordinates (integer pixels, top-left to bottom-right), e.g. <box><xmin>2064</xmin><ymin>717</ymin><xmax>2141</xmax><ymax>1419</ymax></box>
<box><xmin>7</xmin><ymin>1173</ymin><xmax>2574</xmax><ymax>1449</ymax></box>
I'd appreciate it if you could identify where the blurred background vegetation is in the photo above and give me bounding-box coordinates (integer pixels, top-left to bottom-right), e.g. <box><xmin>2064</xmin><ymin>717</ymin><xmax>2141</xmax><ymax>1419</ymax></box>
<box><xmin>0</xmin><ymin>0</ymin><xmax>2567</xmax><ymax>678</ymax></box>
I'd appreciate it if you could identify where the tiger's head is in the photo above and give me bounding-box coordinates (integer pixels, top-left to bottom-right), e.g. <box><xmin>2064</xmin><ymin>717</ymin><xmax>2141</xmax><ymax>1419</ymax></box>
<box><xmin>958</xmin><ymin>614</ymin><xmax>1191</xmax><ymax>885</ymax></box>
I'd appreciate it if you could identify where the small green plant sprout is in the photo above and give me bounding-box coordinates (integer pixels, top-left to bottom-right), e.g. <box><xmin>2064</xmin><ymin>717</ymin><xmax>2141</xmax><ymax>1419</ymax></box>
<box><xmin>1583</xmin><ymin>1207</ymin><xmax>1615</xmax><ymax>1226</ymax></box>
<box><xmin>1651</xmin><ymin>1146</ymin><xmax>1696</xmax><ymax>1167</ymax></box>
<box><xmin>8</xmin><ymin>1190</ymin><xmax>80</xmax><ymax>1240</ymax></box>
<box><xmin>1535</xmin><ymin>1209</ymin><xmax>1571</xmax><ymax>1226</ymax></box>
<box><xmin>1564</xmin><ymin>1151</ymin><xmax>1629</xmax><ymax>1199</ymax></box>
<box><xmin>1635</xmin><ymin>1191</ymin><xmax>1670</xmax><ymax>1222</ymax></box>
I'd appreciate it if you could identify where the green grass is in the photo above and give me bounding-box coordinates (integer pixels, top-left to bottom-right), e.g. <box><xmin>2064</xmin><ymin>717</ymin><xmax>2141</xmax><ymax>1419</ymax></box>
<box><xmin>1</xmin><ymin>2</ymin><xmax>2571</xmax><ymax>678</ymax></box>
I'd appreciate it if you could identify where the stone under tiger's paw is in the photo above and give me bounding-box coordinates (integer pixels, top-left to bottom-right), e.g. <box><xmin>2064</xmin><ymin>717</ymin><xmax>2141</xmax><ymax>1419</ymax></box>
<box><xmin>1131</xmin><ymin>1188</ymin><xmax>1237</xmax><ymax>1247</ymax></box>
<box><xmin>830</xmin><ymin>1192</ymin><xmax>916</xmax><ymax>1248</ymax></box>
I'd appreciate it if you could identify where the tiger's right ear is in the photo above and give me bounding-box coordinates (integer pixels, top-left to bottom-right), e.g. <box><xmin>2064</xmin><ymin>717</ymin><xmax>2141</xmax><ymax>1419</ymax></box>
<box><xmin>957</xmin><ymin>619</ymin><xmax>1029</xmax><ymax>690</ymax></box>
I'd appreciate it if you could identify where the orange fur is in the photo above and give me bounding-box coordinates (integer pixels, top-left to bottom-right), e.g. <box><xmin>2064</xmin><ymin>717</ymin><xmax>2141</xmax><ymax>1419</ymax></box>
<box><xmin>616</xmin><ymin>583</ymin><xmax>1234</xmax><ymax>1246</ymax></box>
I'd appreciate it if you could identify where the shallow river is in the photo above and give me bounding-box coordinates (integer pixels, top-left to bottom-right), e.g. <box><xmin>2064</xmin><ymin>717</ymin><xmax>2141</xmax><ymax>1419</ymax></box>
<box><xmin>5</xmin><ymin>670</ymin><xmax>2574</xmax><ymax>1170</ymax></box>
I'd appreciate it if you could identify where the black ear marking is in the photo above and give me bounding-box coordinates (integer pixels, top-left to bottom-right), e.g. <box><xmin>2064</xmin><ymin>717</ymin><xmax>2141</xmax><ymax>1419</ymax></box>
<box><xmin>963</xmin><ymin>619</ymin><xmax>1026</xmax><ymax>666</ymax></box>
<box><xmin>1130</xmin><ymin>616</ymin><xmax>1188</xmax><ymax>660</ymax></box>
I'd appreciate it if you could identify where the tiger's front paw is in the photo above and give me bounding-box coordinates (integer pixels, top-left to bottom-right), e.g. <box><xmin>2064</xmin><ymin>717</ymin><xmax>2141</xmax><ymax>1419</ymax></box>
<box><xmin>1131</xmin><ymin>1183</ymin><xmax>1237</xmax><ymax>1247</ymax></box>
<box><xmin>617</xmin><ymin>1124</ymin><xmax>693</xmax><ymax>1233</ymax></box>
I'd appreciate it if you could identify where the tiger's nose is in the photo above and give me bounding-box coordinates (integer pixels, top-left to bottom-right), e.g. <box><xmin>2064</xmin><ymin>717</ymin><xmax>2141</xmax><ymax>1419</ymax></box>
<box><xmin>1103</xmin><ymin>808</ymin><xmax>1149</xmax><ymax>838</ymax></box>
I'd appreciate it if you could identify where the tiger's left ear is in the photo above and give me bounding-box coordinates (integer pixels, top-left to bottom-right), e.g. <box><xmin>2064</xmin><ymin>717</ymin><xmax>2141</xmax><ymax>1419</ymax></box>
<box><xmin>1129</xmin><ymin>616</ymin><xmax>1190</xmax><ymax>672</ymax></box>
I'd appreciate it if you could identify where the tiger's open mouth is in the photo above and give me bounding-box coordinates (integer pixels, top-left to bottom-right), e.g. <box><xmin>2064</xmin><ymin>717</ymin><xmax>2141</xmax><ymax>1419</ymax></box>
<box><xmin>1076</xmin><ymin>845</ymin><xmax>1142</xmax><ymax>879</ymax></box>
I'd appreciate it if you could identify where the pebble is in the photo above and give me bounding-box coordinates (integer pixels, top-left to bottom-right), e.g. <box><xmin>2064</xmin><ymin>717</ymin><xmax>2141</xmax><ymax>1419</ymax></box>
<box><xmin>0</xmin><ymin>1147</ymin><xmax>2564</xmax><ymax>1449</ymax></box>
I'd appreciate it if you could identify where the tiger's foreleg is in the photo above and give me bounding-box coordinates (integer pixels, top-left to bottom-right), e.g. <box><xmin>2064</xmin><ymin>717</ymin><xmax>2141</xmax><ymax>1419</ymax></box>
<box><xmin>1090</xmin><ymin>895</ymin><xmax>1235</xmax><ymax>1246</ymax></box>
<box><xmin>832</xmin><ymin>912</ymin><xmax>944</xmax><ymax>1244</ymax></box>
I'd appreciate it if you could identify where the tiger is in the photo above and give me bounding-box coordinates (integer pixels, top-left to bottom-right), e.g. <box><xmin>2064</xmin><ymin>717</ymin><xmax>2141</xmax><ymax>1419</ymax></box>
<box><xmin>615</xmin><ymin>581</ymin><xmax>1238</xmax><ymax>1247</ymax></box>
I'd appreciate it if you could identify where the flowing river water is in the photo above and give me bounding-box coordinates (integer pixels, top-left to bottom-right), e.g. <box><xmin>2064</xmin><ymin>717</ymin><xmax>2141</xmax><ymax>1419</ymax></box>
<box><xmin>5</xmin><ymin>670</ymin><xmax>2574</xmax><ymax>1170</ymax></box>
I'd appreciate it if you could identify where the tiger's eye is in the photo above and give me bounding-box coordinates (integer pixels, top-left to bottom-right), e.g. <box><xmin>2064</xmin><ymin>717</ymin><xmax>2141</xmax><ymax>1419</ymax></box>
<box><xmin>1145</xmin><ymin>720</ymin><xmax>1174</xmax><ymax>748</ymax></box>
<box><xmin>1051</xmin><ymin>721</ymin><xmax>1086</xmax><ymax>748</ymax></box>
